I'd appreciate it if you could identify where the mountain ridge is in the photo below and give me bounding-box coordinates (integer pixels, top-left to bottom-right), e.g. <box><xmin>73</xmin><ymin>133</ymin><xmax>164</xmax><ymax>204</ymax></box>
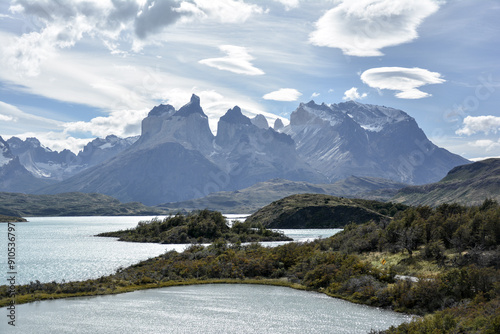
<box><xmin>2</xmin><ymin>96</ymin><xmax>469</xmax><ymax>205</ymax></box>
<box><xmin>392</xmin><ymin>158</ymin><xmax>500</xmax><ymax>206</ymax></box>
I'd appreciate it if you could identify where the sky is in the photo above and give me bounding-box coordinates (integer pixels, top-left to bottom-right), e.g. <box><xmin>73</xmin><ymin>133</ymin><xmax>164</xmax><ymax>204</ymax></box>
<box><xmin>0</xmin><ymin>0</ymin><xmax>499</xmax><ymax>161</ymax></box>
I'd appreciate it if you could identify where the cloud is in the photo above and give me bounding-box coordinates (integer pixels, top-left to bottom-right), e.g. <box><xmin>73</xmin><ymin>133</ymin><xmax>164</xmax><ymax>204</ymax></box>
<box><xmin>309</xmin><ymin>0</ymin><xmax>440</xmax><ymax>56</ymax></box>
<box><xmin>469</xmin><ymin>139</ymin><xmax>500</xmax><ymax>153</ymax></box>
<box><xmin>134</xmin><ymin>0</ymin><xmax>184</xmax><ymax>39</ymax></box>
<box><xmin>273</xmin><ymin>0</ymin><xmax>300</xmax><ymax>10</ymax></box>
<box><xmin>342</xmin><ymin>87</ymin><xmax>367</xmax><ymax>101</ymax></box>
<box><xmin>360</xmin><ymin>67</ymin><xmax>445</xmax><ymax>99</ymax></box>
<box><xmin>191</xmin><ymin>0</ymin><xmax>264</xmax><ymax>23</ymax></box>
<box><xmin>263</xmin><ymin>88</ymin><xmax>302</xmax><ymax>101</ymax></box>
<box><xmin>6</xmin><ymin>0</ymin><xmax>265</xmax><ymax>75</ymax></box>
<box><xmin>311</xmin><ymin>92</ymin><xmax>320</xmax><ymax>98</ymax></box>
<box><xmin>456</xmin><ymin>116</ymin><xmax>500</xmax><ymax>136</ymax></box>
<box><xmin>0</xmin><ymin>100</ymin><xmax>62</xmax><ymax>132</ymax></box>
<box><xmin>0</xmin><ymin>114</ymin><xmax>14</xmax><ymax>122</ymax></box>
<box><xmin>64</xmin><ymin>108</ymin><xmax>149</xmax><ymax>138</ymax></box>
<box><xmin>199</xmin><ymin>45</ymin><xmax>265</xmax><ymax>75</ymax></box>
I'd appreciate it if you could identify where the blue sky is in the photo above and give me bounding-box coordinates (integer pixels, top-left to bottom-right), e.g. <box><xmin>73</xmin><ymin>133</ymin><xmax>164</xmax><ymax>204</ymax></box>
<box><xmin>0</xmin><ymin>0</ymin><xmax>499</xmax><ymax>160</ymax></box>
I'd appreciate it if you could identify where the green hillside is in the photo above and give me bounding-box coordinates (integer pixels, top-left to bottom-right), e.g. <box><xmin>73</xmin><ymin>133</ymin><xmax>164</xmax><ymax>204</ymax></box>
<box><xmin>0</xmin><ymin>192</ymin><xmax>168</xmax><ymax>217</ymax></box>
<box><xmin>392</xmin><ymin>158</ymin><xmax>500</xmax><ymax>206</ymax></box>
<box><xmin>245</xmin><ymin>193</ymin><xmax>408</xmax><ymax>228</ymax></box>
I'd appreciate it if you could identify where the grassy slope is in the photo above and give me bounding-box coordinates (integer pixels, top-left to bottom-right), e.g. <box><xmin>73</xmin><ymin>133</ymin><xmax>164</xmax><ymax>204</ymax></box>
<box><xmin>245</xmin><ymin>193</ymin><xmax>407</xmax><ymax>228</ymax></box>
<box><xmin>0</xmin><ymin>192</ymin><xmax>168</xmax><ymax>217</ymax></box>
<box><xmin>392</xmin><ymin>158</ymin><xmax>500</xmax><ymax>207</ymax></box>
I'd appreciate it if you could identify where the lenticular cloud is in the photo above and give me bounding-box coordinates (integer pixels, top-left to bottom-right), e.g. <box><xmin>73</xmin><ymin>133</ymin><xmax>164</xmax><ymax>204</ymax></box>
<box><xmin>309</xmin><ymin>0</ymin><xmax>440</xmax><ymax>57</ymax></box>
<box><xmin>360</xmin><ymin>67</ymin><xmax>445</xmax><ymax>99</ymax></box>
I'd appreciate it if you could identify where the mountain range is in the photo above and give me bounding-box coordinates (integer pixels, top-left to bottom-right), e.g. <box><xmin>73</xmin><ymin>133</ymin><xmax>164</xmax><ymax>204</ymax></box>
<box><xmin>0</xmin><ymin>95</ymin><xmax>469</xmax><ymax>205</ymax></box>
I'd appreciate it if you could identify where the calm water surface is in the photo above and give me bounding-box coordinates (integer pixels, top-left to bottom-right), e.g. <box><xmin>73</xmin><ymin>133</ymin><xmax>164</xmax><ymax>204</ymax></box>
<box><xmin>0</xmin><ymin>216</ymin><xmax>341</xmax><ymax>284</ymax></box>
<box><xmin>1</xmin><ymin>284</ymin><xmax>412</xmax><ymax>333</ymax></box>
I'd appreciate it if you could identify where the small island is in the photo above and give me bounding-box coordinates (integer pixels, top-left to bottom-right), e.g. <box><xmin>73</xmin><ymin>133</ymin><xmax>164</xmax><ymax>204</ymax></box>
<box><xmin>0</xmin><ymin>214</ymin><xmax>27</xmax><ymax>222</ymax></box>
<box><xmin>97</xmin><ymin>209</ymin><xmax>292</xmax><ymax>244</ymax></box>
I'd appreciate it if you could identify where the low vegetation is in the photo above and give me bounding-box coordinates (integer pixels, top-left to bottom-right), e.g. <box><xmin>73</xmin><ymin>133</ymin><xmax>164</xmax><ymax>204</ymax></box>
<box><xmin>1</xmin><ymin>200</ymin><xmax>499</xmax><ymax>333</ymax></box>
<box><xmin>245</xmin><ymin>193</ymin><xmax>408</xmax><ymax>228</ymax></box>
<box><xmin>97</xmin><ymin>210</ymin><xmax>292</xmax><ymax>244</ymax></box>
<box><xmin>0</xmin><ymin>214</ymin><xmax>27</xmax><ymax>222</ymax></box>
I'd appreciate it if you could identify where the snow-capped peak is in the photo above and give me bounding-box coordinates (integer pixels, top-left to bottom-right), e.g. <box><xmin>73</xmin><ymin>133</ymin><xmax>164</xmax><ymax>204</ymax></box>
<box><xmin>0</xmin><ymin>136</ymin><xmax>14</xmax><ymax>167</ymax></box>
<box><xmin>333</xmin><ymin>101</ymin><xmax>411</xmax><ymax>132</ymax></box>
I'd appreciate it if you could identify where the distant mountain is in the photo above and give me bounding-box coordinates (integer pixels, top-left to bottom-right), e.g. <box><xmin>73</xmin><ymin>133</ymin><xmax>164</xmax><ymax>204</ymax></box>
<box><xmin>244</xmin><ymin>193</ymin><xmax>408</xmax><ymax>229</ymax></box>
<box><xmin>0</xmin><ymin>136</ymin><xmax>50</xmax><ymax>192</ymax></box>
<box><xmin>29</xmin><ymin>96</ymin><xmax>468</xmax><ymax>206</ymax></box>
<box><xmin>38</xmin><ymin>95</ymin><xmax>324</xmax><ymax>205</ymax></box>
<box><xmin>158</xmin><ymin>176</ymin><xmax>407</xmax><ymax>214</ymax></box>
<box><xmin>0</xmin><ymin>192</ymin><xmax>168</xmax><ymax>217</ymax></box>
<box><xmin>392</xmin><ymin>158</ymin><xmax>500</xmax><ymax>206</ymax></box>
<box><xmin>282</xmin><ymin>101</ymin><xmax>469</xmax><ymax>184</ymax></box>
<box><xmin>7</xmin><ymin>135</ymin><xmax>137</xmax><ymax>181</ymax></box>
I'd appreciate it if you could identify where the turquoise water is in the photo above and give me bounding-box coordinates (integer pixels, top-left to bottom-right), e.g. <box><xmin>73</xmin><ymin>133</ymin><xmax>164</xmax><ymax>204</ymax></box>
<box><xmin>1</xmin><ymin>284</ymin><xmax>413</xmax><ymax>333</ymax></box>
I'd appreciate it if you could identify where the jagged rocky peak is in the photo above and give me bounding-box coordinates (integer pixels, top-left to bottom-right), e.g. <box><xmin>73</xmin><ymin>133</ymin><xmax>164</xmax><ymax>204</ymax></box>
<box><xmin>274</xmin><ymin>118</ymin><xmax>284</xmax><ymax>131</ymax></box>
<box><xmin>174</xmin><ymin>94</ymin><xmax>205</xmax><ymax>117</ymax></box>
<box><xmin>251</xmin><ymin>114</ymin><xmax>269</xmax><ymax>129</ymax></box>
<box><xmin>0</xmin><ymin>136</ymin><xmax>14</xmax><ymax>167</ymax></box>
<box><xmin>332</xmin><ymin>101</ymin><xmax>411</xmax><ymax>132</ymax></box>
<box><xmin>219</xmin><ymin>106</ymin><xmax>252</xmax><ymax>125</ymax></box>
<box><xmin>290</xmin><ymin>100</ymin><xmax>345</xmax><ymax>127</ymax></box>
<box><xmin>148</xmin><ymin>104</ymin><xmax>175</xmax><ymax>117</ymax></box>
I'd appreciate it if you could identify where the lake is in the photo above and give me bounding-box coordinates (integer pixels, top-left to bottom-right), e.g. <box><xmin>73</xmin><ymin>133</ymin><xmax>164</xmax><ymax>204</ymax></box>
<box><xmin>1</xmin><ymin>217</ymin><xmax>412</xmax><ymax>333</ymax></box>
<box><xmin>0</xmin><ymin>216</ymin><xmax>341</xmax><ymax>285</ymax></box>
<box><xmin>0</xmin><ymin>284</ymin><xmax>413</xmax><ymax>333</ymax></box>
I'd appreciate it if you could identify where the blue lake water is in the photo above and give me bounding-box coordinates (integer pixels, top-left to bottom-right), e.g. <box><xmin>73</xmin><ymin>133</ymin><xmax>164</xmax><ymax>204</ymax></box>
<box><xmin>1</xmin><ymin>284</ymin><xmax>413</xmax><ymax>334</ymax></box>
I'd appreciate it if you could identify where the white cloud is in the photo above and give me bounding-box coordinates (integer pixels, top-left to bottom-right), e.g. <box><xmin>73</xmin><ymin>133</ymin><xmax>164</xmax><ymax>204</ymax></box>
<box><xmin>5</xmin><ymin>0</ymin><xmax>265</xmax><ymax>75</ymax></box>
<box><xmin>456</xmin><ymin>116</ymin><xmax>500</xmax><ymax>136</ymax></box>
<box><xmin>199</xmin><ymin>45</ymin><xmax>265</xmax><ymax>75</ymax></box>
<box><xmin>192</xmin><ymin>0</ymin><xmax>264</xmax><ymax>23</ymax></box>
<box><xmin>342</xmin><ymin>87</ymin><xmax>367</xmax><ymax>101</ymax></box>
<box><xmin>309</xmin><ymin>0</ymin><xmax>440</xmax><ymax>56</ymax></box>
<box><xmin>360</xmin><ymin>67</ymin><xmax>445</xmax><ymax>99</ymax></box>
<box><xmin>273</xmin><ymin>0</ymin><xmax>300</xmax><ymax>10</ymax></box>
<box><xmin>0</xmin><ymin>114</ymin><xmax>14</xmax><ymax>122</ymax></box>
<box><xmin>0</xmin><ymin>101</ymin><xmax>62</xmax><ymax>132</ymax></box>
<box><xmin>311</xmin><ymin>92</ymin><xmax>320</xmax><ymax>98</ymax></box>
<box><xmin>63</xmin><ymin>108</ymin><xmax>149</xmax><ymax>139</ymax></box>
<box><xmin>263</xmin><ymin>88</ymin><xmax>302</xmax><ymax>101</ymax></box>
